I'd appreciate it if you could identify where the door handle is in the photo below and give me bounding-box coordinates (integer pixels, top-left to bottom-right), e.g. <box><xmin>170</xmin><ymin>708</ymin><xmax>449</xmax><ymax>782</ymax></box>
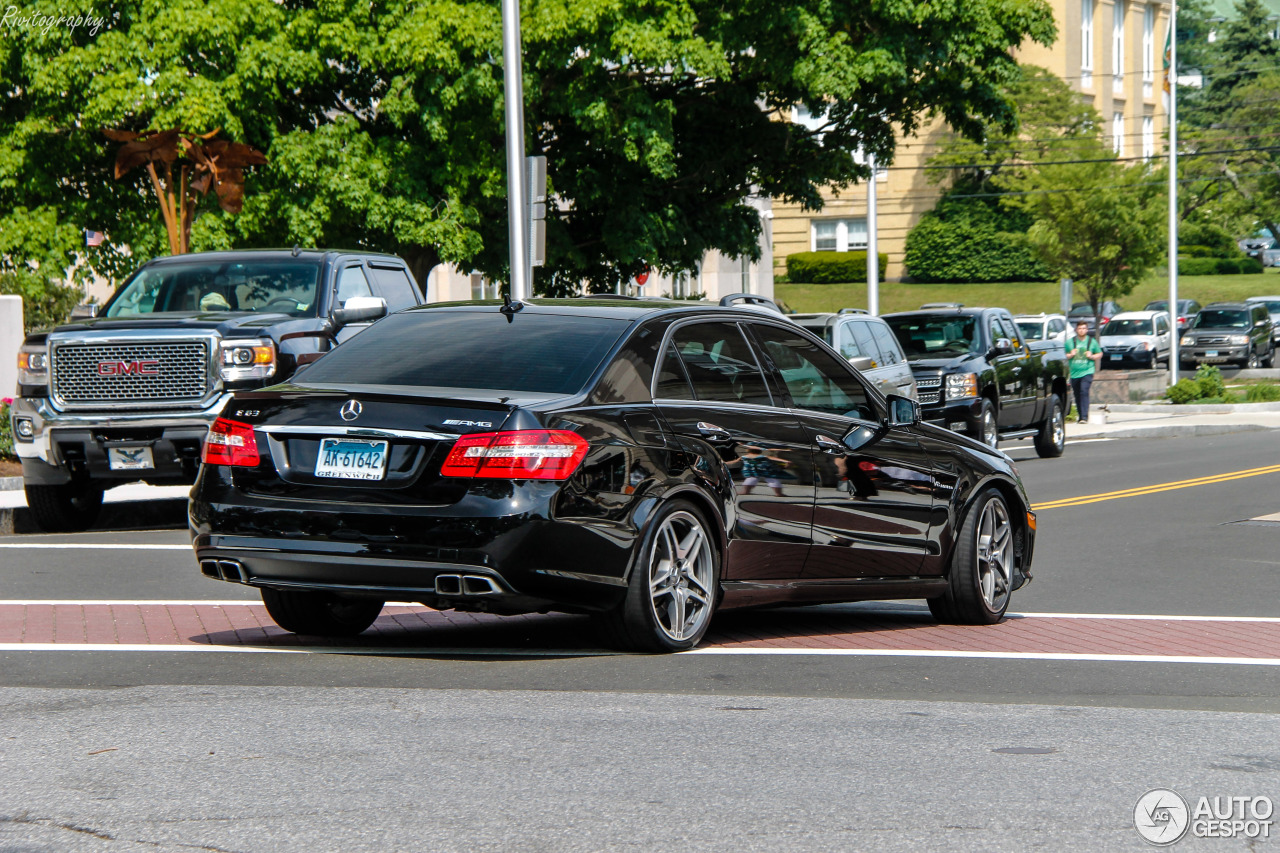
<box><xmin>1011</xmin><ymin>366</ymin><xmax>1022</xmax><ymax>374</ymax></box>
<box><xmin>696</xmin><ymin>421</ymin><xmax>732</xmax><ymax>442</ymax></box>
<box><xmin>815</xmin><ymin>434</ymin><xmax>845</xmax><ymax>454</ymax></box>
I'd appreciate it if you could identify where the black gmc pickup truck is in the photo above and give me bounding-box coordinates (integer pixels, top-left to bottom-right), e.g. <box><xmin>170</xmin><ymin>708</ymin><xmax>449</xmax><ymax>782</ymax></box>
<box><xmin>882</xmin><ymin>307</ymin><xmax>1069</xmax><ymax>457</ymax></box>
<box><xmin>11</xmin><ymin>249</ymin><xmax>423</xmax><ymax>531</ymax></box>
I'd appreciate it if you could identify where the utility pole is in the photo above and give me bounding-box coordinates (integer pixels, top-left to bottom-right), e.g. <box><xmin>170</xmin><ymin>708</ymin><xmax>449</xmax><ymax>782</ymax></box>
<box><xmin>866</xmin><ymin>154</ymin><xmax>879</xmax><ymax>316</ymax></box>
<box><xmin>1168</xmin><ymin>1</ymin><xmax>1180</xmax><ymax>383</ymax></box>
<box><xmin>501</xmin><ymin>0</ymin><xmax>529</xmax><ymax>301</ymax></box>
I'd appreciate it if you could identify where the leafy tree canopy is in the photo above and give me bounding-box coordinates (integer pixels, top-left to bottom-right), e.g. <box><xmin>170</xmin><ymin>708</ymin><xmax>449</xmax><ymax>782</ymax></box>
<box><xmin>1</xmin><ymin>0</ymin><xmax>1055</xmax><ymax>295</ymax></box>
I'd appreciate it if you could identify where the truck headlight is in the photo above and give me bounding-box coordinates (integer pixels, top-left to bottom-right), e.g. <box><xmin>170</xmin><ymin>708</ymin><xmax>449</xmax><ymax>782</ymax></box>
<box><xmin>219</xmin><ymin>339</ymin><xmax>277</xmax><ymax>382</ymax></box>
<box><xmin>1180</xmin><ymin>335</ymin><xmax>1195</xmax><ymax>346</ymax></box>
<box><xmin>946</xmin><ymin>373</ymin><xmax>979</xmax><ymax>400</ymax></box>
<box><xmin>1230</xmin><ymin>335</ymin><xmax>1250</xmax><ymax>346</ymax></box>
<box><xmin>17</xmin><ymin>345</ymin><xmax>48</xmax><ymax>386</ymax></box>
<box><xmin>1138</xmin><ymin>341</ymin><xmax>1151</xmax><ymax>351</ymax></box>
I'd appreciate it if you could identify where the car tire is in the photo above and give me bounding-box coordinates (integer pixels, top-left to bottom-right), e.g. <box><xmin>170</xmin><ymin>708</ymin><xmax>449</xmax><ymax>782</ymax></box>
<box><xmin>1033</xmin><ymin>394</ymin><xmax>1065</xmax><ymax>458</ymax></box>
<box><xmin>597</xmin><ymin>500</ymin><xmax>720</xmax><ymax>653</ymax></box>
<box><xmin>24</xmin><ymin>481</ymin><xmax>104</xmax><ymax>533</ymax></box>
<box><xmin>260</xmin><ymin>588</ymin><xmax>384</xmax><ymax>637</ymax></box>
<box><xmin>928</xmin><ymin>488</ymin><xmax>1014</xmax><ymax>625</ymax></box>
<box><xmin>1180</xmin><ymin>361</ymin><xmax>1196</xmax><ymax>373</ymax></box>
<box><xmin>1246</xmin><ymin>352</ymin><xmax>1260</xmax><ymax>369</ymax></box>
<box><xmin>1265</xmin><ymin>349</ymin><xmax>1275</xmax><ymax>368</ymax></box>
<box><xmin>976</xmin><ymin>399</ymin><xmax>998</xmax><ymax>449</ymax></box>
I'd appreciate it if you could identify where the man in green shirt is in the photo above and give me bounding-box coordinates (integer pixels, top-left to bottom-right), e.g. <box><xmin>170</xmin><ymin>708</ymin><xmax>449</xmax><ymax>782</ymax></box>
<box><xmin>1066</xmin><ymin>320</ymin><xmax>1102</xmax><ymax>423</ymax></box>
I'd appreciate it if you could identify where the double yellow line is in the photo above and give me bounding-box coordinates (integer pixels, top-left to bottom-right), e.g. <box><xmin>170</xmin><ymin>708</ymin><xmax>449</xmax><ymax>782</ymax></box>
<box><xmin>1034</xmin><ymin>463</ymin><xmax>1280</xmax><ymax>510</ymax></box>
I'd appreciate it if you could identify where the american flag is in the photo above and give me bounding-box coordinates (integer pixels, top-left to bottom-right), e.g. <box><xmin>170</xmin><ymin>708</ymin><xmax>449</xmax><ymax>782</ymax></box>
<box><xmin>84</xmin><ymin>229</ymin><xmax>105</xmax><ymax>247</ymax></box>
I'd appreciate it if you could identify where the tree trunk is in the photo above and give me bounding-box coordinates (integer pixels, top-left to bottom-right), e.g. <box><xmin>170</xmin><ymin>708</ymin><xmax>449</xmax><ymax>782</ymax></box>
<box><xmin>400</xmin><ymin>245</ymin><xmax>442</xmax><ymax>299</ymax></box>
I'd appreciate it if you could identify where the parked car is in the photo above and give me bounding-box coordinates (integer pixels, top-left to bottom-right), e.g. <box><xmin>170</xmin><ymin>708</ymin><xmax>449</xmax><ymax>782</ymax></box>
<box><xmin>190</xmin><ymin>299</ymin><xmax>1037</xmax><ymax>650</ymax></box>
<box><xmin>1180</xmin><ymin>302</ymin><xmax>1276</xmax><ymax>369</ymax></box>
<box><xmin>791</xmin><ymin>310</ymin><xmax>918</xmax><ymax>401</ymax></box>
<box><xmin>12</xmin><ymin>249</ymin><xmax>423</xmax><ymax>532</ymax></box>
<box><xmin>1098</xmin><ymin>311</ymin><xmax>1172</xmax><ymax>369</ymax></box>
<box><xmin>1014</xmin><ymin>313</ymin><xmax>1069</xmax><ymax>344</ymax></box>
<box><xmin>1067</xmin><ymin>301</ymin><xmax>1124</xmax><ymax>334</ymax></box>
<box><xmin>1240</xmin><ymin>236</ymin><xmax>1280</xmax><ymax>267</ymax></box>
<box><xmin>1244</xmin><ymin>296</ymin><xmax>1280</xmax><ymax>346</ymax></box>
<box><xmin>881</xmin><ymin>307</ymin><xmax>1069</xmax><ymax>456</ymax></box>
<box><xmin>1144</xmin><ymin>299</ymin><xmax>1203</xmax><ymax>331</ymax></box>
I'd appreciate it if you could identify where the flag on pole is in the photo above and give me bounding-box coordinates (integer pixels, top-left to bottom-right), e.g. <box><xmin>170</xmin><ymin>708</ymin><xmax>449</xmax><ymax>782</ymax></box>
<box><xmin>84</xmin><ymin>229</ymin><xmax>105</xmax><ymax>247</ymax></box>
<box><xmin>1162</xmin><ymin>20</ymin><xmax>1173</xmax><ymax>111</ymax></box>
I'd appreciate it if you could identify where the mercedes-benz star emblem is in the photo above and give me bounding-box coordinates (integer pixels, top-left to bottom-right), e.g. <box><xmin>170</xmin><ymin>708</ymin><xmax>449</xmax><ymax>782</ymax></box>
<box><xmin>340</xmin><ymin>399</ymin><xmax>362</xmax><ymax>422</ymax></box>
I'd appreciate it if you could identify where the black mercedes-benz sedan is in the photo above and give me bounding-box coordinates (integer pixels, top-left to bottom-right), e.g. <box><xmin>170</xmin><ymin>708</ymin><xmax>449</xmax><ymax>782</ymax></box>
<box><xmin>190</xmin><ymin>298</ymin><xmax>1036</xmax><ymax>652</ymax></box>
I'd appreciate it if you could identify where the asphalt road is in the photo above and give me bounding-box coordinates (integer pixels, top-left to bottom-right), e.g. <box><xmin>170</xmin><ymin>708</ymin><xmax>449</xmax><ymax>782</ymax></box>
<box><xmin>1</xmin><ymin>430</ymin><xmax>1278</xmax><ymax>851</ymax></box>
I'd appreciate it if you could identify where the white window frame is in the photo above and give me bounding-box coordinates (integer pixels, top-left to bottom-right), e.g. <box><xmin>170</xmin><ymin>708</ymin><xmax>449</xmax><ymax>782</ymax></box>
<box><xmin>1082</xmin><ymin>0</ymin><xmax>1095</xmax><ymax>87</ymax></box>
<box><xmin>811</xmin><ymin>218</ymin><xmax>870</xmax><ymax>253</ymax></box>
<box><xmin>1142</xmin><ymin>4</ymin><xmax>1155</xmax><ymax>97</ymax></box>
<box><xmin>1113</xmin><ymin>112</ymin><xmax>1125</xmax><ymax>156</ymax></box>
<box><xmin>1113</xmin><ymin>1</ymin><xmax>1126</xmax><ymax>94</ymax></box>
<box><xmin>1142</xmin><ymin>115</ymin><xmax>1154</xmax><ymax>159</ymax></box>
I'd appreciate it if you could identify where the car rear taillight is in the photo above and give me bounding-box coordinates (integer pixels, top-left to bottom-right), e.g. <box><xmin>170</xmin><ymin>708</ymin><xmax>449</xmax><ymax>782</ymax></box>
<box><xmin>1099</xmin><ymin>317</ymin><xmax>1110</xmax><ymax>326</ymax></box>
<box><xmin>440</xmin><ymin>430</ymin><xmax>589</xmax><ymax>480</ymax></box>
<box><xmin>202</xmin><ymin>418</ymin><xmax>260</xmax><ymax>467</ymax></box>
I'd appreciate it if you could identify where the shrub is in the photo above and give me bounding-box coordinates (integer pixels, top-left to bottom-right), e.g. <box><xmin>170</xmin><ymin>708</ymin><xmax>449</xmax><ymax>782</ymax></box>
<box><xmin>1176</xmin><ymin>256</ymin><xmax>1263</xmax><ymax>276</ymax></box>
<box><xmin>0</xmin><ymin>271</ymin><xmax>82</xmax><ymax>333</ymax></box>
<box><xmin>903</xmin><ymin>187</ymin><xmax>1051</xmax><ymax>283</ymax></box>
<box><xmin>1178</xmin><ymin>257</ymin><xmax>1221</xmax><ymax>276</ymax></box>
<box><xmin>1239</xmin><ymin>257</ymin><xmax>1265</xmax><ymax>274</ymax></box>
<box><xmin>1165</xmin><ymin>378</ymin><xmax>1202</xmax><ymax>404</ymax></box>
<box><xmin>1246</xmin><ymin>382</ymin><xmax>1280</xmax><ymax>402</ymax></box>
<box><xmin>786</xmin><ymin>251</ymin><xmax>888</xmax><ymax>284</ymax></box>
<box><xmin>0</xmin><ymin>398</ymin><xmax>13</xmax><ymax>460</ymax></box>
<box><xmin>1195</xmin><ymin>364</ymin><xmax>1226</xmax><ymax>399</ymax></box>
<box><xmin>1179</xmin><ymin>222</ymin><xmax>1241</xmax><ymax>258</ymax></box>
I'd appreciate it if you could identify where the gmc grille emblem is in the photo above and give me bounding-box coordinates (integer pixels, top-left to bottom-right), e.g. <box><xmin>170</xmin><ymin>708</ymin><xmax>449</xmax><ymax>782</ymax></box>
<box><xmin>98</xmin><ymin>360</ymin><xmax>160</xmax><ymax>377</ymax></box>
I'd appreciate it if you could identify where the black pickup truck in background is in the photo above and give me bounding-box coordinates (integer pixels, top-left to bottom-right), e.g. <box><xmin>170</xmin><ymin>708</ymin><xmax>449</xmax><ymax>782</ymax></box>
<box><xmin>11</xmin><ymin>249</ymin><xmax>423</xmax><ymax>531</ymax></box>
<box><xmin>882</xmin><ymin>307</ymin><xmax>1069</xmax><ymax>458</ymax></box>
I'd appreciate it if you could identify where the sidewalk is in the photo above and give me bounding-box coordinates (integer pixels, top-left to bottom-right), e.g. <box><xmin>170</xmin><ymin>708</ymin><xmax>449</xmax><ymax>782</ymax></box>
<box><xmin>1066</xmin><ymin>403</ymin><xmax>1280</xmax><ymax>440</ymax></box>
<box><xmin>0</xmin><ymin>483</ymin><xmax>190</xmax><ymax>535</ymax></box>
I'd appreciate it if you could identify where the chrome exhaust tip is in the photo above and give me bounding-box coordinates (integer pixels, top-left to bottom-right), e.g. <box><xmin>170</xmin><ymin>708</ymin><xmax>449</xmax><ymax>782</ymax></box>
<box><xmin>435</xmin><ymin>574</ymin><xmax>463</xmax><ymax>596</ymax></box>
<box><xmin>462</xmin><ymin>575</ymin><xmax>502</xmax><ymax>595</ymax></box>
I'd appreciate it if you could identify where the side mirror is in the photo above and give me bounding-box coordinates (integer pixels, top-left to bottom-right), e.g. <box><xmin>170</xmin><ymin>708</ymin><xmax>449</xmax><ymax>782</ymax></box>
<box><xmin>69</xmin><ymin>303</ymin><xmax>99</xmax><ymax>321</ymax></box>
<box><xmin>993</xmin><ymin>337</ymin><xmax>1014</xmax><ymax>356</ymax></box>
<box><xmin>332</xmin><ymin>296</ymin><xmax>387</xmax><ymax>327</ymax></box>
<box><xmin>885</xmin><ymin>394</ymin><xmax>920</xmax><ymax>427</ymax></box>
<box><xmin>848</xmin><ymin>355</ymin><xmax>875</xmax><ymax>372</ymax></box>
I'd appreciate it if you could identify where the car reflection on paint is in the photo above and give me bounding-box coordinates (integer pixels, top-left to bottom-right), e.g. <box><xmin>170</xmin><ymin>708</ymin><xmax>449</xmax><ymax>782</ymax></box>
<box><xmin>190</xmin><ymin>298</ymin><xmax>1037</xmax><ymax>652</ymax></box>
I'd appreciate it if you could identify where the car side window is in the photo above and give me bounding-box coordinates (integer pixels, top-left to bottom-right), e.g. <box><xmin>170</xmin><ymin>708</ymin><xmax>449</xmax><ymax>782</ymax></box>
<box><xmin>989</xmin><ymin>318</ymin><xmax>1006</xmax><ymax>350</ymax></box>
<box><xmin>847</xmin><ymin>321</ymin><xmax>881</xmax><ymax>366</ymax></box>
<box><xmin>748</xmin><ymin>323</ymin><xmax>877</xmax><ymax>421</ymax></box>
<box><xmin>834</xmin><ymin>322</ymin><xmax>868</xmax><ymax>360</ymax></box>
<box><xmin>668</xmin><ymin>322</ymin><xmax>771</xmax><ymax>406</ymax></box>
<box><xmin>1155</xmin><ymin>315</ymin><xmax>1169</xmax><ymax>335</ymax></box>
<box><xmin>869</xmin><ymin>322</ymin><xmax>905</xmax><ymax>365</ymax></box>
<box><xmin>998</xmin><ymin>317</ymin><xmax>1024</xmax><ymax>351</ymax></box>
<box><xmin>593</xmin><ymin>322</ymin><xmax>663</xmax><ymax>404</ymax></box>
<box><xmin>335</xmin><ymin>265</ymin><xmax>373</xmax><ymax>306</ymax></box>
<box><xmin>366</xmin><ymin>264</ymin><xmax>419</xmax><ymax>312</ymax></box>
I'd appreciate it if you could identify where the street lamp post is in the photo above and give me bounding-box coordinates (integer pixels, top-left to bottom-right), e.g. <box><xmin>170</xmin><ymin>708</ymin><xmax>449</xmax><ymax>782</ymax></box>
<box><xmin>501</xmin><ymin>0</ymin><xmax>529</xmax><ymax>302</ymax></box>
<box><xmin>1168</xmin><ymin>1</ymin><xmax>1180</xmax><ymax>384</ymax></box>
<box><xmin>866</xmin><ymin>154</ymin><xmax>879</xmax><ymax>316</ymax></box>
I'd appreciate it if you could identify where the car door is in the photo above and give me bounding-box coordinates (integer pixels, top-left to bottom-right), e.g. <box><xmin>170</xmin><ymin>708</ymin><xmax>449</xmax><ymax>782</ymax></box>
<box><xmin>1154</xmin><ymin>313</ymin><xmax>1171</xmax><ymax>362</ymax></box>
<box><xmin>654</xmin><ymin>321</ymin><xmax>814</xmax><ymax>581</ymax></box>
<box><xmin>988</xmin><ymin>315</ymin><xmax>1031</xmax><ymax>428</ymax></box>
<box><xmin>745</xmin><ymin>322</ymin><xmax>935</xmax><ymax>581</ymax></box>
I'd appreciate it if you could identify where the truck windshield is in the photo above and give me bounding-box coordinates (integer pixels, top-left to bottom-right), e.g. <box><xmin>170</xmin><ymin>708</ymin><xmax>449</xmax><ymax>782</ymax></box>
<box><xmin>882</xmin><ymin>315</ymin><xmax>979</xmax><ymax>359</ymax></box>
<box><xmin>104</xmin><ymin>259</ymin><xmax>323</xmax><ymax>318</ymax></box>
<box><xmin>1102</xmin><ymin>319</ymin><xmax>1153</xmax><ymax>336</ymax></box>
<box><xmin>1193</xmin><ymin>310</ymin><xmax>1249</xmax><ymax>330</ymax></box>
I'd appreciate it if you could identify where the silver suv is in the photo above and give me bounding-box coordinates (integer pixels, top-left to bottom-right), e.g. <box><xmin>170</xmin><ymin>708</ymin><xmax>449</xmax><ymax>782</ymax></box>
<box><xmin>791</xmin><ymin>309</ymin><xmax>918</xmax><ymax>400</ymax></box>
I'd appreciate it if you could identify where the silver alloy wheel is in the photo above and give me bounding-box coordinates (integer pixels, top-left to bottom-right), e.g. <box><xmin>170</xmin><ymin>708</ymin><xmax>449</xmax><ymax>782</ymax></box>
<box><xmin>981</xmin><ymin>407</ymin><xmax>998</xmax><ymax>448</ymax></box>
<box><xmin>1248</xmin><ymin>352</ymin><xmax>1260</xmax><ymax>369</ymax></box>
<box><xmin>1050</xmin><ymin>405</ymin><xmax>1065</xmax><ymax>449</ymax></box>
<box><xmin>975</xmin><ymin>497</ymin><xmax>1013</xmax><ymax>612</ymax></box>
<box><xmin>647</xmin><ymin>510</ymin><xmax>715</xmax><ymax>642</ymax></box>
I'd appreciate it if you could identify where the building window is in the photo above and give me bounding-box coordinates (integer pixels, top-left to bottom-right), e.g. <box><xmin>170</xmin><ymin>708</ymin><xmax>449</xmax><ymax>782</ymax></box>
<box><xmin>1142</xmin><ymin>115</ymin><xmax>1154</xmax><ymax>159</ymax></box>
<box><xmin>1113</xmin><ymin>112</ymin><xmax>1125</xmax><ymax>156</ymax></box>
<box><xmin>1113</xmin><ymin>1</ymin><xmax>1126</xmax><ymax>93</ymax></box>
<box><xmin>1142</xmin><ymin>4</ymin><xmax>1155</xmax><ymax>97</ymax></box>
<box><xmin>811</xmin><ymin>218</ymin><xmax>869</xmax><ymax>253</ymax></box>
<box><xmin>1082</xmin><ymin>0</ymin><xmax>1095</xmax><ymax>87</ymax></box>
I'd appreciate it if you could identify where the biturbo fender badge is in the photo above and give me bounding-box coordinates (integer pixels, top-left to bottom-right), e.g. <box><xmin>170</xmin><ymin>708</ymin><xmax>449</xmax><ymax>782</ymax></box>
<box><xmin>340</xmin><ymin>399</ymin><xmax>362</xmax><ymax>421</ymax></box>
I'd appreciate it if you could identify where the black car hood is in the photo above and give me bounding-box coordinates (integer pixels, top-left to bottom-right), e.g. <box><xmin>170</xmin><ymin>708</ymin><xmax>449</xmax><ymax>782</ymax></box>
<box><xmin>50</xmin><ymin>312</ymin><xmax>297</xmax><ymax>336</ymax></box>
<box><xmin>904</xmin><ymin>353</ymin><xmax>984</xmax><ymax>372</ymax></box>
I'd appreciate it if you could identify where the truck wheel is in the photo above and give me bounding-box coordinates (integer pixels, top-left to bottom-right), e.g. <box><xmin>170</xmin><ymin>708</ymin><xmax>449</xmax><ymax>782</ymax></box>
<box><xmin>1246</xmin><ymin>352</ymin><xmax>1260</xmax><ymax>369</ymax></box>
<box><xmin>976</xmin><ymin>400</ymin><xmax>998</xmax><ymax>449</ymax></box>
<box><xmin>928</xmin><ymin>488</ymin><xmax>1013</xmax><ymax>625</ymax></box>
<box><xmin>260</xmin><ymin>588</ymin><xmax>383</xmax><ymax>636</ymax></box>
<box><xmin>24</xmin><ymin>482</ymin><xmax>104</xmax><ymax>532</ymax></box>
<box><xmin>1033</xmin><ymin>394</ymin><xmax>1065</xmax><ymax>458</ymax></box>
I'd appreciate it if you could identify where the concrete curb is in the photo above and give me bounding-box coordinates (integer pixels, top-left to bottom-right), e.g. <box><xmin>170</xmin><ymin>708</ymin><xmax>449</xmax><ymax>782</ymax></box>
<box><xmin>1106</xmin><ymin>401</ymin><xmax>1280</xmax><ymax>414</ymax></box>
<box><xmin>1069</xmin><ymin>422</ymin><xmax>1274</xmax><ymax>441</ymax></box>
<box><xmin>0</xmin><ymin>476</ymin><xmax>21</xmax><ymax>492</ymax></box>
<box><xmin>0</xmin><ymin>498</ymin><xmax>188</xmax><ymax>536</ymax></box>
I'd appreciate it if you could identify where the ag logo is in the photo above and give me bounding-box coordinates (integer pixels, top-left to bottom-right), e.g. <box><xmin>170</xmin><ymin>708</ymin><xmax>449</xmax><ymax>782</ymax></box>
<box><xmin>1134</xmin><ymin>789</ymin><xmax>1190</xmax><ymax>845</ymax></box>
<box><xmin>340</xmin><ymin>400</ymin><xmax>362</xmax><ymax>422</ymax></box>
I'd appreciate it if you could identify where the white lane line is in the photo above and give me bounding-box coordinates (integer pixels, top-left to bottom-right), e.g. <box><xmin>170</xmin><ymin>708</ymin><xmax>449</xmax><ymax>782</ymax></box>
<box><xmin>1010</xmin><ymin>612</ymin><xmax>1280</xmax><ymax>623</ymax></box>
<box><xmin>1061</xmin><ymin>438</ymin><xmax>1113</xmax><ymax>444</ymax></box>
<box><xmin>0</xmin><ymin>644</ymin><xmax>1276</xmax><ymax>664</ymax></box>
<box><xmin>0</xmin><ymin>544</ymin><xmax>190</xmax><ymax>550</ymax></box>
<box><xmin>0</xmin><ymin>600</ymin><xmax>422</xmax><ymax>606</ymax></box>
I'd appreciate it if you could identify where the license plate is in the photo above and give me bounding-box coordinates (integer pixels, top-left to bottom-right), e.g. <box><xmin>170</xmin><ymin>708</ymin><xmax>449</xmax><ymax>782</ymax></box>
<box><xmin>1206</xmin><ymin>350</ymin><xmax>1218</xmax><ymax>357</ymax></box>
<box><xmin>315</xmin><ymin>438</ymin><xmax>388</xmax><ymax>481</ymax></box>
<box><xmin>1110</xmin><ymin>353</ymin><xmax>1122</xmax><ymax>361</ymax></box>
<box><xmin>107</xmin><ymin>447</ymin><xmax>154</xmax><ymax>471</ymax></box>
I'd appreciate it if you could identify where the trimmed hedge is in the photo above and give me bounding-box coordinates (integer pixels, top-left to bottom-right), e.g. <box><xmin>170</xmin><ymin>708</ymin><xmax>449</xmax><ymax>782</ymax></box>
<box><xmin>786</xmin><ymin>251</ymin><xmax>888</xmax><ymax>284</ymax></box>
<box><xmin>902</xmin><ymin>184</ymin><xmax>1051</xmax><ymax>283</ymax></box>
<box><xmin>1178</xmin><ymin>257</ymin><xmax>1265</xmax><ymax>275</ymax></box>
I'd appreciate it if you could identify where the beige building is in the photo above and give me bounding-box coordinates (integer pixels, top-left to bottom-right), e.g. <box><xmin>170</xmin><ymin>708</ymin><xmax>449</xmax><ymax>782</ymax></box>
<box><xmin>771</xmin><ymin>0</ymin><xmax>1174</xmax><ymax>286</ymax></box>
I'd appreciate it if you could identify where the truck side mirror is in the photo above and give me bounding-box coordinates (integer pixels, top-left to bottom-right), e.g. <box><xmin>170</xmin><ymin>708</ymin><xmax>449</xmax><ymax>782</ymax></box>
<box><xmin>69</xmin><ymin>303</ymin><xmax>99</xmax><ymax>321</ymax></box>
<box><xmin>993</xmin><ymin>337</ymin><xmax>1014</xmax><ymax>355</ymax></box>
<box><xmin>332</xmin><ymin>296</ymin><xmax>387</xmax><ymax>328</ymax></box>
<box><xmin>848</xmin><ymin>355</ymin><xmax>875</xmax><ymax>372</ymax></box>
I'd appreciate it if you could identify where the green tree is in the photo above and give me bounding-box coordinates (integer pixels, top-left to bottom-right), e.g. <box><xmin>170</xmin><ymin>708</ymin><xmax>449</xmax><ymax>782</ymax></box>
<box><xmin>1</xmin><ymin>0</ymin><xmax>1056</xmax><ymax>294</ymax></box>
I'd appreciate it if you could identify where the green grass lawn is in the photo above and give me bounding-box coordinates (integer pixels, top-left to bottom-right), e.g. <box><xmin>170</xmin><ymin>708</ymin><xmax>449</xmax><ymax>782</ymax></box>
<box><xmin>776</xmin><ymin>268</ymin><xmax>1280</xmax><ymax>315</ymax></box>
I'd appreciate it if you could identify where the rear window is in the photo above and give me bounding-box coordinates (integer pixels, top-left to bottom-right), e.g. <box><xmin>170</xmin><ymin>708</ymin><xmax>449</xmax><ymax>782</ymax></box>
<box><xmin>299</xmin><ymin>311</ymin><xmax>631</xmax><ymax>395</ymax></box>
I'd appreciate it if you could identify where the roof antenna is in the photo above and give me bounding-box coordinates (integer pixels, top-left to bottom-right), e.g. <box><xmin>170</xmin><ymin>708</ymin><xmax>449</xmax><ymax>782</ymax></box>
<box><xmin>500</xmin><ymin>291</ymin><xmax>523</xmax><ymax>322</ymax></box>
<box><xmin>291</xmin><ymin>245</ymin><xmax>301</xmax><ymax>257</ymax></box>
